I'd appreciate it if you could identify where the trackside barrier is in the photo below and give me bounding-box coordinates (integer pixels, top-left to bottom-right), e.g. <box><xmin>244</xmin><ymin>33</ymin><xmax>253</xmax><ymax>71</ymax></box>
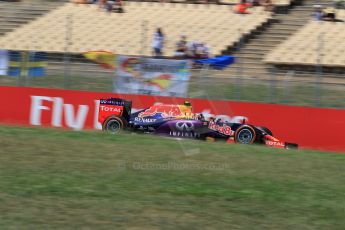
<box><xmin>0</xmin><ymin>86</ymin><xmax>344</xmax><ymax>153</ymax></box>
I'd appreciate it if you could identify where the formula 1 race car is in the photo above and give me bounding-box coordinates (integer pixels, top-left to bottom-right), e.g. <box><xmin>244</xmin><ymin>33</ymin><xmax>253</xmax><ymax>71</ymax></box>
<box><xmin>98</xmin><ymin>97</ymin><xmax>298</xmax><ymax>149</ymax></box>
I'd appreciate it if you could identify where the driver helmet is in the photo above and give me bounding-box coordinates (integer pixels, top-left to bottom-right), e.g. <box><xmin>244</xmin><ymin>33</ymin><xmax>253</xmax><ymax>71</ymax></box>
<box><xmin>183</xmin><ymin>101</ymin><xmax>191</xmax><ymax>107</ymax></box>
<box><xmin>183</xmin><ymin>101</ymin><xmax>193</xmax><ymax>114</ymax></box>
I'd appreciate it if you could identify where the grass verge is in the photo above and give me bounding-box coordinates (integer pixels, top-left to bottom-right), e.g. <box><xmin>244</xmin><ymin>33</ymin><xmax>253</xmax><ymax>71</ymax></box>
<box><xmin>0</xmin><ymin>125</ymin><xmax>344</xmax><ymax>229</ymax></box>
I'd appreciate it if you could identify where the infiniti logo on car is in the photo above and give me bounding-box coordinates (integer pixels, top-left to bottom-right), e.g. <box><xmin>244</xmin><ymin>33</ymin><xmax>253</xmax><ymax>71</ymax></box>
<box><xmin>176</xmin><ymin>121</ymin><xmax>194</xmax><ymax>132</ymax></box>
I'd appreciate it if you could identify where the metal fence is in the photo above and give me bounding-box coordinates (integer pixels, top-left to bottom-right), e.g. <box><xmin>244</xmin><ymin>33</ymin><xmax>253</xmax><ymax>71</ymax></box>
<box><xmin>0</xmin><ymin>52</ymin><xmax>344</xmax><ymax>109</ymax></box>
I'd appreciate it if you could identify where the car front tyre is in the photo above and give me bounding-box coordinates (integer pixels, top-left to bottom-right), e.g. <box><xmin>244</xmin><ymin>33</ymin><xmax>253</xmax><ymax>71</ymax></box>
<box><xmin>234</xmin><ymin>125</ymin><xmax>257</xmax><ymax>144</ymax></box>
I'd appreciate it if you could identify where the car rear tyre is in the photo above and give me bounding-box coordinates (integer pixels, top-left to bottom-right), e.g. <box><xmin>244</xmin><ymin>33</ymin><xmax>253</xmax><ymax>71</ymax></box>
<box><xmin>234</xmin><ymin>125</ymin><xmax>256</xmax><ymax>144</ymax></box>
<box><xmin>102</xmin><ymin>116</ymin><xmax>126</xmax><ymax>134</ymax></box>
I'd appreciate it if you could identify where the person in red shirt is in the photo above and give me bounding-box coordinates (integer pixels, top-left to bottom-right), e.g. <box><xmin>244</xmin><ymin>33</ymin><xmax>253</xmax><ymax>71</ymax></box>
<box><xmin>234</xmin><ymin>0</ymin><xmax>252</xmax><ymax>14</ymax></box>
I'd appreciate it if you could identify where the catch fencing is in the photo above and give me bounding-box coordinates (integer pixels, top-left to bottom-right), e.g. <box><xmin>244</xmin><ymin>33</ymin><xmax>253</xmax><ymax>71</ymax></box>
<box><xmin>0</xmin><ymin>51</ymin><xmax>344</xmax><ymax>109</ymax></box>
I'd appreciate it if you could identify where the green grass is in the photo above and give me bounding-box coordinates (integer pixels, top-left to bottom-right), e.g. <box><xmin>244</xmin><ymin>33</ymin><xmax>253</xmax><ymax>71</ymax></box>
<box><xmin>189</xmin><ymin>80</ymin><xmax>345</xmax><ymax>108</ymax></box>
<box><xmin>1</xmin><ymin>74</ymin><xmax>344</xmax><ymax>108</ymax></box>
<box><xmin>0</xmin><ymin>125</ymin><xmax>344</xmax><ymax>229</ymax></box>
<box><xmin>0</xmin><ymin>74</ymin><xmax>113</xmax><ymax>92</ymax></box>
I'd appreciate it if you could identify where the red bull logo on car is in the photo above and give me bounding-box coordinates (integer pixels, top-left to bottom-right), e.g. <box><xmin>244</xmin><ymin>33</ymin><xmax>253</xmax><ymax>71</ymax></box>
<box><xmin>208</xmin><ymin>121</ymin><xmax>233</xmax><ymax>136</ymax></box>
<box><xmin>138</xmin><ymin>104</ymin><xmax>191</xmax><ymax>118</ymax></box>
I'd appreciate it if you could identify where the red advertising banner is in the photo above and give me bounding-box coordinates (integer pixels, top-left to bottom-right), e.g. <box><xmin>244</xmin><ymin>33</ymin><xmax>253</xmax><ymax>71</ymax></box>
<box><xmin>0</xmin><ymin>86</ymin><xmax>344</xmax><ymax>153</ymax></box>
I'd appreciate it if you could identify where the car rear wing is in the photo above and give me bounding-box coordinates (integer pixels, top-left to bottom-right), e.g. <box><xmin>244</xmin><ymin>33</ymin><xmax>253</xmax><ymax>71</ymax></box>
<box><xmin>98</xmin><ymin>98</ymin><xmax>132</xmax><ymax>124</ymax></box>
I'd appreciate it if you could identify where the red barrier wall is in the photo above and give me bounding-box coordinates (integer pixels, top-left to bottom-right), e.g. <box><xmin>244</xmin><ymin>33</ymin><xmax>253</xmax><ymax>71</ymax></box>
<box><xmin>0</xmin><ymin>86</ymin><xmax>344</xmax><ymax>153</ymax></box>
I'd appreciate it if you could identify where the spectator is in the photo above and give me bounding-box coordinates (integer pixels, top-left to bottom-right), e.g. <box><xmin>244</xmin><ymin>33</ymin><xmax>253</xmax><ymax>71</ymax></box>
<box><xmin>152</xmin><ymin>28</ymin><xmax>165</xmax><ymax>57</ymax></box>
<box><xmin>312</xmin><ymin>5</ymin><xmax>324</xmax><ymax>21</ymax></box>
<box><xmin>186</xmin><ymin>41</ymin><xmax>196</xmax><ymax>58</ymax></box>
<box><xmin>251</xmin><ymin>0</ymin><xmax>261</xmax><ymax>6</ymax></box>
<box><xmin>113</xmin><ymin>0</ymin><xmax>124</xmax><ymax>13</ymax></box>
<box><xmin>203</xmin><ymin>44</ymin><xmax>210</xmax><ymax>58</ymax></box>
<box><xmin>105</xmin><ymin>1</ymin><xmax>115</xmax><ymax>13</ymax></box>
<box><xmin>185</xmin><ymin>41</ymin><xmax>210</xmax><ymax>59</ymax></box>
<box><xmin>234</xmin><ymin>0</ymin><xmax>252</xmax><ymax>14</ymax></box>
<box><xmin>203</xmin><ymin>0</ymin><xmax>220</xmax><ymax>3</ymax></box>
<box><xmin>174</xmin><ymin>35</ymin><xmax>188</xmax><ymax>58</ymax></box>
<box><xmin>71</xmin><ymin>0</ymin><xmax>96</xmax><ymax>4</ymax></box>
<box><xmin>72</xmin><ymin>0</ymin><xmax>89</xmax><ymax>4</ymax></box>
<box><xmin>194</xmin><ymin>42</ymin><xmax>210</xmax><ymax>59</ymax></box>
<box><xmin>312</xmin><ymin>6</ymin><xmax>344</xmax><ymax>22</ymax></box>
<box><xmin>260</xmin><ymin>0</ymin><xmax>273</xmax><ymax>12</ymax></box>
<box><xmin>98</xmin><ymin>0</ymin><xmax>106</xmax><ymax>9</ymax></box>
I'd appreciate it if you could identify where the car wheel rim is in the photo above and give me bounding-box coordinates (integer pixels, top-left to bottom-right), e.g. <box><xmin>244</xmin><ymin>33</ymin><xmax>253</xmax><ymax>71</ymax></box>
<box><xmin>237</xmin><ymin>129</ymin><xmax>253</xmax><ymax>144</ymax></box>
<box><xmin>106</xmin><ymin>120</ymin><xmax>121</xmax><ymax>133</ymax></box>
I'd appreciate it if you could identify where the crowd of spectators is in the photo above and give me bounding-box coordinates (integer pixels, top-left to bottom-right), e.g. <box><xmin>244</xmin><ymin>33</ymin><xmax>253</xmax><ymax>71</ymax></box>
<box><xmin>72</xmin><ymin>0</ymin><xmax>274</xmax><ymax>59</ymax></box>
<box><xmin>174</xmin><ymin>38</ymin><xmax>211</xmax><ymax>59</ymax></box>
<box><xmin>150</xmin><ymin>0</ymin><xmax>274</xmax><ymax>59</ymax></box>
<box><xmin>72</xmin><ymin>0</ymin><xmax>274</xmax><ymax>14</ymax></box>
<box><xmin>151</xmin><ymin>29</ymin><xmax>210</xmax><ymax>59</ymax></box>
<box><xmin>72</xmin><ymin>0</ymin><xmax>124</xmax><ymax>13</ymax></box>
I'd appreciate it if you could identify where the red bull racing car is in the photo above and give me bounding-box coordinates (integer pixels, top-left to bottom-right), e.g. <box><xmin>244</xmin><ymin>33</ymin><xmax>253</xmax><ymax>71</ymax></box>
<box><xmin>98</xmin><ymin>97</ymin><xmax>298</xmax><ymax>149</ymax></box>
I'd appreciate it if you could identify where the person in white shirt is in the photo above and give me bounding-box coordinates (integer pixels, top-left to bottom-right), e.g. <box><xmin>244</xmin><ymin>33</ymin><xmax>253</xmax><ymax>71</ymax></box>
<box><xmin>186</xmin><ymin>41</ymin><xmax>196</xmax><ymax>58</ymax></box>
<box><xmin>152</xmin><ymin>28</ymin><xmax>165</xmax><ymax>57</ymax></box>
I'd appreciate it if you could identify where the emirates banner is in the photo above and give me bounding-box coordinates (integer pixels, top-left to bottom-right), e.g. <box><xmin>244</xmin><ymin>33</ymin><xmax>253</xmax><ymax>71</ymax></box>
<box><xmin>0</xmin><ymin>86</ymin><xmax>345</xmax><ymax>153</ymax></box>
<box><xmin>114</xmin><ymin>56</ymin><xmax>191</xmax><ymax>97</ymax></box>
